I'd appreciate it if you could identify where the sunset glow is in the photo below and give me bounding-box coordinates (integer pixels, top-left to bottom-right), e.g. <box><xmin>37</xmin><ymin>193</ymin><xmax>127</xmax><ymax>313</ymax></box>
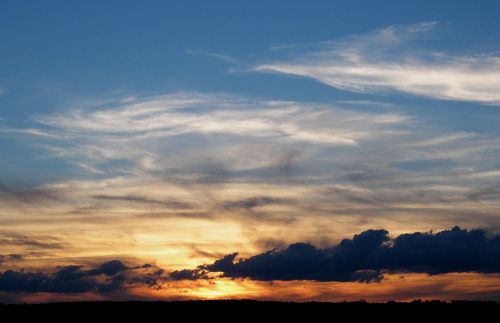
<box><xmin>1</xmin><ymin>1</ymin><xmax>499</xmax><ymax>303</ymax></box>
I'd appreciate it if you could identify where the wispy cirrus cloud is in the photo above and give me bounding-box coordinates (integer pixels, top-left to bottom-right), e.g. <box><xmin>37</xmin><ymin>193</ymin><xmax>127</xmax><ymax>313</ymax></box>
<box><xmin>255</xmin><ymin>22</ymin><xmax>500</xmax><ymax>104</ymax></box>
<box><xmin>186</xmin><ymin>49</ymin><xmax>240</xmax><ymax>64</ymax></box>
<box><xmin>3</xmin><ymin>92</ymin><xmax>500</xmax><ymax>226</ymax></box>
<box><xmin>31</xmin><ymin>92</ymin><xmax>410</xmax><ymax>176</ymax></box>
<box><xmin>2</xmin><ymin>91</ymin><xmax>500</xmax><ymax>283</ymax></box>
<box><xmin>36</xmin><ymin>92</ymin><xmax>403</xmax><ymax>143</ymax></box>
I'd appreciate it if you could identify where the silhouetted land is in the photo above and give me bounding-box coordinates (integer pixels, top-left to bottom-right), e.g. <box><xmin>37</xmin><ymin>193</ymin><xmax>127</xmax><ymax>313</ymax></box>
<box><xmin>1</xmin><ymin>300</ymin><xmax>499</xmax><ymax>319</ymax></box>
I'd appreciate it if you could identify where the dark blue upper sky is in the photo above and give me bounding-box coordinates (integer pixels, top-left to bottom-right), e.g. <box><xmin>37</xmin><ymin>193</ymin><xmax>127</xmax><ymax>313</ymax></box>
<box><xmin>2</xmin><ymin>0</ymin><xmax>500</xmax><ymax>105</ymax></box>
<box><xmin>1</xmin><ymin>1</ymin><xmax>500</xmax><ymax>184</ymax></box>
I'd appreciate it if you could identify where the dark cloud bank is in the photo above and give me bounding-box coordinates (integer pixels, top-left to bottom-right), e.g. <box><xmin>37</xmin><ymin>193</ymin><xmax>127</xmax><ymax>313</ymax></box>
<box><xmin>1</xmin><ymin>227</ymin><xmax>500</xmax><ymax>295</ymax></box>
<box><xmin>171</xmin><ymin>226</ymin><xmax>500</xmax><ymax>283</ymax></box>
<box><xmin>0</xmin><ymin>260</ymin><xmax>163</xmax><ymax>294</ymax></box>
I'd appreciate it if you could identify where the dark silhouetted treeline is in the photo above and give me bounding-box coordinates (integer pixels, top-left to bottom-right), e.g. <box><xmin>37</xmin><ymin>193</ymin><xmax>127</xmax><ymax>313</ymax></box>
<box><xmin>1</xmin><ymin>299</ymin><xmax>499</xmax><ymax>319</ymax></box>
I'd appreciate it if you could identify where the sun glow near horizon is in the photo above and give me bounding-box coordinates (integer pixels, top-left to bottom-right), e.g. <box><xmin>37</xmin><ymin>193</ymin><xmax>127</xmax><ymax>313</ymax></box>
<box><xmin>1</xmin><ymin>1</ymin><xmax>500</xmax><ymax>303</ymax></box>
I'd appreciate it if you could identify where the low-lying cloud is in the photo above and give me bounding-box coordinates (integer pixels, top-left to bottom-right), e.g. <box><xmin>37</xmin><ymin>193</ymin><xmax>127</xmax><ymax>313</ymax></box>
<box><xmin>0</xmin><ymin>260</ymin><xmax>162</xmax><ymax>294</ymax></box>
<box><xmin>171</xmin><ymin>227</ymin><xmax>500</xmax><ymax>282</ymax></box>
<box><xmin>1</xmin><ymin>227</ymin><xmax>499</xmax><ymax>298</ymax></box>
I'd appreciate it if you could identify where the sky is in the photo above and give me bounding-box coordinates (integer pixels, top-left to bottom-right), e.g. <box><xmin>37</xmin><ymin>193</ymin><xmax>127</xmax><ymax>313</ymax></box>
<box><xmin>1</xmin><ymin>0</ymin><xmax>500</xmax><ymax>303</ymax></box>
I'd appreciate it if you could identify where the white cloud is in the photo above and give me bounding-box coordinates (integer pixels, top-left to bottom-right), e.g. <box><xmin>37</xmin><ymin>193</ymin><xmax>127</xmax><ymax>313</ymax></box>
<box><xmin>32</xmin><ymin>92</ymin><xmax>411</xmax><ymax>175</ymax></box>
<box><xmin>3</xmin><ymin>91</ymin><xmax>500</xmax><ymax>263</ymax></box>
<box><xmin>255</xmin><ymin>22</ymin><xmax>500</xmax><ymax>104</ymax></box>
<box><xmin>0</xmin><ymin>127</ymin><xmax>62</xmax><ymax>139</ymax></box>
<box><xmin>186</xmin><ymin>49</ymin><xmax>239</xmax><ymax>64</ymax></box>
<box><xmin>20</xmin><ymin>92</ymin><xmax>500</xmax><ymax>187</ymax></box>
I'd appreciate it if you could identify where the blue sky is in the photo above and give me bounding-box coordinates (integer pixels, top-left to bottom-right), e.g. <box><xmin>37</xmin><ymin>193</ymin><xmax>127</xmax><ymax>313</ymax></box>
<box><xmin>2</xmin><ymin>1</ymin><xmax>500</xmax><ymax>103</ymax></box>
<box><xmin>1</xmin><ymin>1</ymin><xmax>500</xmax><ymax>302</ymax></box>
<box><xmin>2</xmin><ymin>1</ymin><xmax>500</xmax><ymax>186</ymax></box>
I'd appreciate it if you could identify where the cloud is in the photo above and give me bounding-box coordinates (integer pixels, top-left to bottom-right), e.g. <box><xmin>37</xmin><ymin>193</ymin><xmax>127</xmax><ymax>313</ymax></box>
<box><xmin>17</xmin><ymin>92</ymin><xmax>415</xmax><ymax>188</ymax></box>
<box><xmin>0</xmin><ymin>254</ymin><xmax>23</xmax><ymax>264</ymax></box>
<box><xmin>0</xmin><ymin>260</ymin><xmax>128</xmax><ymax>293</ymax></box>
<box><xmin>186</xmin><ymin>49</ymin><xmax>240</xmax><ymax>64</ymax></box>
<box><xmin>0</xmin><ymin>185</ymin><xmax>63</xmax><ymax>204</ymax></box>
<box><xmin>35</xmin><ymin>92</ymin><xmax>404</xmax><ymax>147</ymax></box>
<box><xmin>173</xmin><ymin>227</ymin><xmax>500</xmax><ymax>282</ymax></box>
<box><xmin>222</xmin><ymin>196</ymin><xmax>288</xmax><ymax>210</ymax></box>
<box><xmin>1</xmin><ymin>228</ymin><xmax>499</xmax><ymax>300</ymax></box>
<box><xmin>466</xmin><ymin>187</ymin><xmax>500</xmax><ymax>202</ymax></box>
<box><xmin>168</xmin><ymin>269</ymin><xmax>209</xmax><ymax>281</ymax></box>
<box><xmin>3</xmin><ymin>91</ymin><xmax>500</xmax><ymax>272</ymax></box>
<box><xmin>16</xmin><ymin>91</ymin><xmax>411</xmax><ymax>185</ymax></box>
<box><xmin>87</xmin><ymin>260</ymin><xmax>128</xmax><ymax>276</ymax></box>
<box><xmin>0</xmin><ymin>233</ymin><xmax>64</xmax><ymax>250</ymax></box>
<box><xmin>0</xmin><ymin>260</ymin><xmax>165</xmax><ymax>294</ymax></box>
<box><xmin>255</xmin><ymin>22</ymin><xmax>500</xmax><ymax>104</ymax></box>
<box><xmin>91</xmin><ymin>194</ymin><xmax>191</xmax><ymax>209</ymax></box>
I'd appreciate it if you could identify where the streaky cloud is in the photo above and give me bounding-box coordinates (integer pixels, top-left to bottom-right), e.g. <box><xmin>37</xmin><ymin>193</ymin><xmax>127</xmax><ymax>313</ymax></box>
<box><xmin>91</xmin><ymin>194</ymin><xmax>192</xmax><ymax>209</ymax></box>
<box><xmin>255</xmin><ymin>22</ymin><xmax>500</xmax><ymax>104</ymax></box>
